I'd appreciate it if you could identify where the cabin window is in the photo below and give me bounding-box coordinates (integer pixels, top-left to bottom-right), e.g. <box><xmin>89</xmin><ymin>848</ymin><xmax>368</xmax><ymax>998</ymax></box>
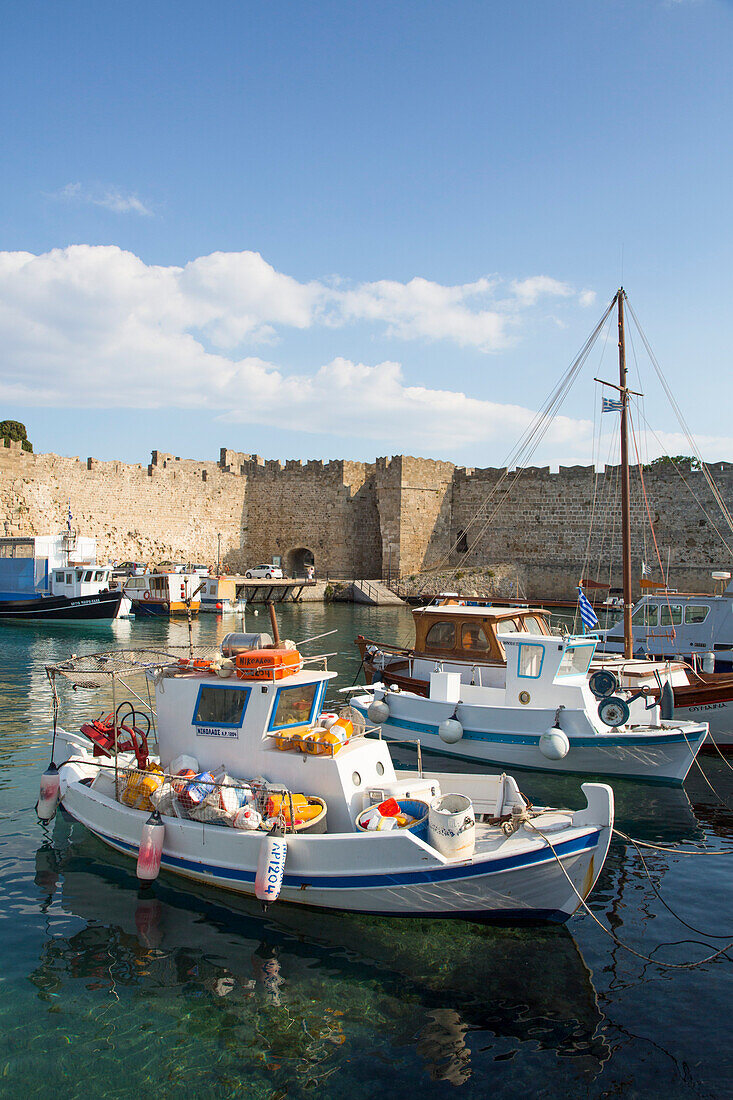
<box><xmin>55</xmin><ymin>572</ymin><xmax>65</xmax><ymax>583</ymax></box>
<box><xmin>425</xmin><ymin>622</ymin><xmax>456</xmax><ymax>650</ymax></box>
<box><xmin>193</xmin><ymin>685</ymin><xmax>250</xmax><ymax>728</ymax></box>
<box><xmin>269</xmin><ymin>682</ymin><xmax>319</xmax><ymax>730</ymax></box>
<box><xmin>66</xmin><ymin>573</ymin><xmax>73</xmax><ymax>584</ymax></box>
<box><xmin>557</xmin><ymin>643</ymin><xmax>594</xmax><ymax>677</ymax></box>
<box><xmin>521</xmin><ymin>615</ymin><xmax>547</xmax><ymax>634</ymax></box>
<box><xmin>517</xmin><ymin>643</ymin><xmax>544</xmax><ymax>678</ymax></box>
<box><xmin>633</xmin><ymin>603</ymin><xmax>659</xmax><ymax>627</ymax></box>
<box><xmin>461</xmin><ymin>623</ymin><xmax>489</xmax><ymax>651</ymax></box>
<box><xmin>660</xmin><ymin>604</ymin><xmax>683</xmax><ymax>627</ymax></box>
<box><xmin>84</xmin><ymin>571</ymin><xmax>93</xmax><ymax>582</ymax></box>
<box><xmin>684</xmin><ymin>604</ymin><xmax>710</xmax><ymax>624</ymax></box>
<box><xmin>94</xmin><ymin>570</ymin><xmax>104</xmax><ymax>581</ymax></box>
<box><xmin>499</xmin><ymin>618</ymin><xmax>519</xmax><ymax>633</ymax></box>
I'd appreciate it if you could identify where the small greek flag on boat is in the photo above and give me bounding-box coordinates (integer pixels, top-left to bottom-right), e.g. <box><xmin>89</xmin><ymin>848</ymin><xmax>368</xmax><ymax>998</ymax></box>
<box><xmin>602</xmin><ymin>397</ymin><xmax>623</xmax><ymax>413</ymax></box>
<box><xmin>577</xmin><ymin>586</ymin><xmax>600</xmax><ymax>631</ymax></box>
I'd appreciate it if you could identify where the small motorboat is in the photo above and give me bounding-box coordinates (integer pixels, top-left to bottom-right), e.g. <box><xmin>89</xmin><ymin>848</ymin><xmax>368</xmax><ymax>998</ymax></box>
<box><xmin>41</xmin><ymin>634</ymin><xmax>614</xmax><ymax>923</ymax></box>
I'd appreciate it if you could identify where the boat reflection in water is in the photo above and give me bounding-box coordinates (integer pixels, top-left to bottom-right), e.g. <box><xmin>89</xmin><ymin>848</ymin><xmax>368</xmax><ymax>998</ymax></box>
<box><xmin>32</xmin><ymin>823</ymin><xmax>611</xmax><ymax>1091</ymax></box>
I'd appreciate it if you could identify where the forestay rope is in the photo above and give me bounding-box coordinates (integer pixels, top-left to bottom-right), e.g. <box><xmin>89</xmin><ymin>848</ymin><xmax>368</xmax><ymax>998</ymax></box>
<box><xmin>416</xmin><ymin>295</ymin><xmax>618</xmax><ymax>589</ymax></box>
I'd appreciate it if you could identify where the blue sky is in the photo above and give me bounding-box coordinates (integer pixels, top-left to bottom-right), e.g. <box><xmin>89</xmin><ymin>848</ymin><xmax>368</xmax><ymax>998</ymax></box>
<box><xmin>1</xmin><ymin>0</ymin><xmax>731</xmax><ymax>467</ymax></box>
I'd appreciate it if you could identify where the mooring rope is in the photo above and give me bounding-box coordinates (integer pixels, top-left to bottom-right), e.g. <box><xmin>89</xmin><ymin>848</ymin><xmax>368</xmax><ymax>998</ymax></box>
<box><xmin>526</xmin><ymin>820</ymin><xmax>733</xmax><ymax>969</ymax></box>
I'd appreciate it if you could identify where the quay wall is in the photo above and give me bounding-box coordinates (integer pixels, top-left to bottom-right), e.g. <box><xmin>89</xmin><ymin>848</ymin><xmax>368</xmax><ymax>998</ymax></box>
<box><xmin>1</xmin><ymin>437</ymin><xmax>732</xmax><ymax>598</ymax></box>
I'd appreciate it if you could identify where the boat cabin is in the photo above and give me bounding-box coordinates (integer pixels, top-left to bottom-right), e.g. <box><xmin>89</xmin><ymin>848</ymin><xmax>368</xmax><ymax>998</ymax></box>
<box><xmin>154</xmin><ymin>665</ymin><xmax>397</xmax><ymax>831</ymax></box>
<box><xmin>199</xmin><ymin>575</ymin><xmax>248</xmax><ymax>613</ymax></box>
<box><xmin>602</xmin><ymin>589</ymin><xmax>733</xmax><ymax>668</ymax></box>
<box><xmin>124</xmin><ymin>571</ymin><xmax>203</xmax><ymax>616</ymax></box>
<box><xmin>50</xmin><ymin>565</ymin><xmax>114</xmax><ymax>599</ymax></box>
<box><xmin>412</xmin><ymin>604</ymin><xmax>552</xmax><ymax>663</ymax></box>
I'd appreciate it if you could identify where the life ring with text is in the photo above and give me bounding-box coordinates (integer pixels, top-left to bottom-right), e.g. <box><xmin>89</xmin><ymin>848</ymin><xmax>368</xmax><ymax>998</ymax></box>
<box><xmin>143</xmin><ymin>590</ymin><xmax>151</xmax><ymax>600</ymax></box>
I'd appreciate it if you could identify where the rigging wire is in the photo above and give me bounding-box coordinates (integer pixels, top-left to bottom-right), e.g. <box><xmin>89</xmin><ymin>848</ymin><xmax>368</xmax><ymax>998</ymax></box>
<box><xmin>635</xmin><ymin>410</ymin><xmax>733</xmax><ymax>558</ymax></box>
<box><xmin>625</xmin><ymin>299</ymin><xmax>733</xmax><ymax>536</ymax></box>
<box><xmin>416</xmin><ymin>295</ymin><xmax>618</xmax><ymax>589</ymax></box>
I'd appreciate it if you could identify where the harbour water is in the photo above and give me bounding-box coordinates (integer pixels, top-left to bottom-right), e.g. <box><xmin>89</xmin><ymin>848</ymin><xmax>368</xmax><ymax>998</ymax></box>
<box><xmin>1</xmin><ymin>603</ymin><xmax>732</xmax><ymax>1097</ymax></box>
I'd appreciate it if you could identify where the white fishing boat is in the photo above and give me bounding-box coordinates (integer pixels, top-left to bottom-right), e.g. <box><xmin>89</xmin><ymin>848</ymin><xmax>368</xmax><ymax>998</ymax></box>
<box><xmin>352</xmin><ymin>630</ymin><xmax>708</xmax><ymax>784</ymax></box>
<box><xmin>39</xmin><ymin>630</ymin><xmax>614</xmax><ymax>923</ymax></box>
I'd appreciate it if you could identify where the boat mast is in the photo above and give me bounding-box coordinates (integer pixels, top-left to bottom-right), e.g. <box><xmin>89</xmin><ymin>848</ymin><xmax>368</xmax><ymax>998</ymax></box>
<box><xmin>617</xmin><ymin>288</ymin><xmax>633</xmax><ymax>659</ymax></box>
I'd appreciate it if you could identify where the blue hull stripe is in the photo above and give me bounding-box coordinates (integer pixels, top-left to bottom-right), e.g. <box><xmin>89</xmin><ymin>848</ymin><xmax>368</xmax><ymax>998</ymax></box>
<box><xmin>88</xmin><ymin>822</ymin><xmax>599</xmax><ymax>890</ymax></box>
<box><xmin>366</xmin><ymin>710</ymin><xmax>703</xmax><ymax>748</ymax></box>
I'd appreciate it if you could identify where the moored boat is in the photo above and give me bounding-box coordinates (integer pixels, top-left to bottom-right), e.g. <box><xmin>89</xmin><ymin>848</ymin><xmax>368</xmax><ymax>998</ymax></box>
<box><xmin>123</xmin><ymin>569</ymin><xmax>204</xmax><ymax>616</ymax></box>
<box><xmin>0</xmin><ymin>532</ymin><xmax>122</xmax><ymax>622</ymax></box>
<box><xmin>352</xmin><ymin>630</ymin><xmax>708</xmax><ymax>784</ymax></box>
<box><xmin>41</xmin><ymin>637</ymin><xmax>614</xmax><ymax>923</ymax></box>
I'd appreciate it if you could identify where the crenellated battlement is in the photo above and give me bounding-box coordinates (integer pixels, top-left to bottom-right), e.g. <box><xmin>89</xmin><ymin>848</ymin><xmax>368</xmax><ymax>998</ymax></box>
<box><xmin>1</xmin><ymin>443</ymin><xmax>731</xmax><ymax>596</ymax></box>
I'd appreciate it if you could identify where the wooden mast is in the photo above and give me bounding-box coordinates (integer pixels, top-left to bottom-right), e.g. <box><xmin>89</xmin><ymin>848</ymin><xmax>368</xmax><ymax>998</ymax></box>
<box><xmin>617</xmin><ymin>287</ymin><xmax>633</xmax><ymax>659</ymax></box>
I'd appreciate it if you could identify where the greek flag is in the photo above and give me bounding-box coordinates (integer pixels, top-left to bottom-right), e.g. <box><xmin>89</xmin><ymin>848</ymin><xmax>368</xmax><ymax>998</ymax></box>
<box><xmin>67</xmin><ymin>500</ymin><xmax>73</xmax><ymax>532</ymax></box>
<box><xmin>602</xmin><ymin>397</ymin><xmax>623</xmax><ymax>413</ymax></box>
<box><xmin>577</xmin><ymin>586</ymin><xmax>599</xmax><ymax>631</ymax></box>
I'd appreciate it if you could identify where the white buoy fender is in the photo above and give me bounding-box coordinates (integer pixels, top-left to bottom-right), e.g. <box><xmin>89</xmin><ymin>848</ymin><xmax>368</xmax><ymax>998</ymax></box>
<box><xmin>439</xmin><ymin>718</ymin><xmax>463</xmax><ymax>744</ymax></box>
<box><xmin>137</xmin><ymin>810</ymin><xmax>165</xmax><ymax>882</ymax></box>
<box><xmin>539</xmin><ymin>727</ymin><xmax>570</xmax><ymax>760</ymax></box>
<box><xmin>367</xmin><ymin>699</ymin><xmax>390</xmax><ymax>724</ymax></box>
<box><xmin>255</xmin><ymin>832</ymin><xmax>288</xmax><ymax>903</ymax></box>
<box><xmin>36</xmin><ymin>763</ymin><xmax>60</xmax><ymax>822</ymax></box>
<box><xmin>703</xmin><ymin>652</ymin><xmax>715</xmax><ymax>674</ymax></box>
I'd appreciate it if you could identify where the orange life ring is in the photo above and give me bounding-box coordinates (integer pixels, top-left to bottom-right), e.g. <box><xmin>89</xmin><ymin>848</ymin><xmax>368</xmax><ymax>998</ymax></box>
<box><xmin>143</xmin><ymin>590</ymin><xmax>151</xmax><ymax>600</ymax></box>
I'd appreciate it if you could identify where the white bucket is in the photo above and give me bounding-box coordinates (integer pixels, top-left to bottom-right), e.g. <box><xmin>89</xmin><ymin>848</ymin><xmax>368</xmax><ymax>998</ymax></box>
<box><xmin>428</xmin><ymin>794</ymin><xmax>476</xmax><ymax>860</ymax></box>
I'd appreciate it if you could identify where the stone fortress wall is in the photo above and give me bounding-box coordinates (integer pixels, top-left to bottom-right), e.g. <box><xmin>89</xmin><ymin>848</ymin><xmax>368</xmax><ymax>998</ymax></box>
<box><xmin>1</xmin><ymin>435</ymin><xmax>731</xmax><ymax>598</ymax></box>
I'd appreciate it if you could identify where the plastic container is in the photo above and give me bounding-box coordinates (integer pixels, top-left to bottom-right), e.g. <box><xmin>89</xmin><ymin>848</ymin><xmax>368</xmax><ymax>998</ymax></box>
<box><xmin>235</xmin><ymin>648</ymin><xmax>302</xmax><ymax>681</ymax></box>
<box><xmin>356</xmin><ymin>799</ymin><xmax>429</xmax><ymax>841</ymax></box>
<box><xmin>428</xmin><ymin>794</ymin><xmax>476</xmax><ymax>860</ymax></box>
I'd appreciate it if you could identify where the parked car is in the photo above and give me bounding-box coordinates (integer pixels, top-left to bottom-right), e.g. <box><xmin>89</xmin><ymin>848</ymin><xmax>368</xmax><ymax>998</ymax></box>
<box><xmin>245</xmin><ymin>564</ymin><xmax>284</xmax><ymax>579</ymax></box>
<box><xmin>111</xmin><ymin>561</ymin><xmax>147</xmax><ymax>579</ymax></box>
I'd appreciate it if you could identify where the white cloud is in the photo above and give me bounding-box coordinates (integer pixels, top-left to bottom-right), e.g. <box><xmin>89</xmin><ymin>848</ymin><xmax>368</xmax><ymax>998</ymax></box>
<box><xmin>509</xmin><ymin>275</ymin><xmax>573</xmax><ymax>306</ymax></box>
<box><xmin>335</xmin><ymin>276</ymin><xmax>509</xmax><ymax>351</ymax></box>
<box><xmin>0</xmin><ymin>243</ymin><xmax>657</xmax><ymax>458</ymax></box>
<box><xmin>53</xmin><ymin>182</ymin><xmax>153</xmax><ymax>216</ymax></box>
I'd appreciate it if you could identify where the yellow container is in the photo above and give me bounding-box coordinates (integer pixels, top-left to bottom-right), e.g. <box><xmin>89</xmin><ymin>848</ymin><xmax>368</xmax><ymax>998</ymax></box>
<box><xmin>266</xmin><ymin>792</ymin><xmax>310</xmax><ymax>823</ymax></box>
<box><xmin>120</xmin><ymin>763</ymin><xmax>164</xmax><ymax>811</ymax></box>
<box><xmin>273</xmin><ymin>723</ymin><xmax>311</xmax><ymax>751</ymax></box>
<box><xmin>305</xmin><ymin>730</ymin><xmax>345</xmax><ymax>756</ymax></box>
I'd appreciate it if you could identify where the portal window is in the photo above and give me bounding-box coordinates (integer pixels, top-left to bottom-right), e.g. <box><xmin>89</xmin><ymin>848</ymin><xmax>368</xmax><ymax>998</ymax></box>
<box><xmin>684</xmin><ymin>604</ymin><xmax>710</xmax><ymax>624</ymax></box>
<box><xmin>660</xmin><ymin>604</ymin><xmax>683</xmax><ymax>627</ymax></box>
<box><xmin>425</xmin><ymin>621</ymin><xmax>456</xmax><ymax>650</ymax></box>
<box><xmin>461</xmin><ymin>623</ymin><xmax>489</xmax><ymax>651</ymax></box>
<box><xmin>269</xmin><ymin>682</ymin><xmax>320</xmax><ymax>730</ymax></box>
<box><xmin>518</xmin><ymin>643</ymin><xmax>544</xmax><ymax>678</ymax></box>
<box><xmin>193</xmin><ymin>685</ymin><xmax>250</xmax><ymax>728</ymax></box>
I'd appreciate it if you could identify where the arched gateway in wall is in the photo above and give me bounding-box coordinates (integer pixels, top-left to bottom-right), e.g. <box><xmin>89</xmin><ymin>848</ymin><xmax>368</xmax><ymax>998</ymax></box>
<box><xmin>285</xmin><ymin>547</ymin><xmax>315</xmax><ymax>576</ymax></box>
